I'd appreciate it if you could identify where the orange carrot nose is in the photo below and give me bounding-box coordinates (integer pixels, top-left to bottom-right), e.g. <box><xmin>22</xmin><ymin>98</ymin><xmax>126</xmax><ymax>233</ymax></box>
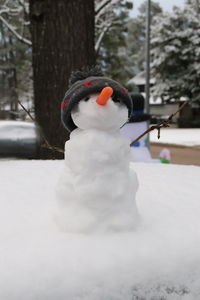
<box><xmin>96</xmin><ymin>86</ymin><xmax>113</xmax><ymax>106</ymax></box>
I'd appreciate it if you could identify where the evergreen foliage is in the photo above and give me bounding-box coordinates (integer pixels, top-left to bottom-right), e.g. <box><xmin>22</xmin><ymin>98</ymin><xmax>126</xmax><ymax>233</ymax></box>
<box><xmin>151</xmin><ymin>2</ymin><xmax>200</xmax><ymax>103</ymax></box>
<box><xmin>126</xmin><ymin>1</ymin><xmax>162</xmax><ymax>75</ymax></box>
<box><xmin>95</xmin><ymin>0</ymin><xmax>162</xmax><ymax>88</ymax></box>
<box><xmin>96</xmin><ymin>1</ymin><xmax>134</xmax><ymax>86</ymax></box>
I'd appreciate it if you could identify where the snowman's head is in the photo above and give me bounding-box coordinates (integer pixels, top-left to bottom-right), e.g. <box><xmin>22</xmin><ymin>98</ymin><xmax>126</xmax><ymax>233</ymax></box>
<box><xmin>61</xmin><ymin>69</ymin><xmax>132</xmax><ymax>132</ymax></box>
<box><xmin>71</xmin><ymin>87</ymin><xmax>128</xmax><ymax>131</ymax></box>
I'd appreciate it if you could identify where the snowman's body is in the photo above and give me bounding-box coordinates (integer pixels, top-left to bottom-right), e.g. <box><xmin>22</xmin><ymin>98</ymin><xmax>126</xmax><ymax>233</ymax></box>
<box><xmin>57</xmin><ymin>92</ymin><xmax>139</xmax><ymax>233</ymax></box>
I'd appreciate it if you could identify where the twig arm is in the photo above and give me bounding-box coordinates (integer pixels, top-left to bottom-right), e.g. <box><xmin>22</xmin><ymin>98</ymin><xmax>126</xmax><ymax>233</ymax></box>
<box><xmin>18</xmin><ymin>100</ymin><xmax>64</xmax><ymax>153</ymax></box>
<box><xmin>130</xmin><ymin>101</ymin><xmax>188</xmax><ymax>146</ymax></box>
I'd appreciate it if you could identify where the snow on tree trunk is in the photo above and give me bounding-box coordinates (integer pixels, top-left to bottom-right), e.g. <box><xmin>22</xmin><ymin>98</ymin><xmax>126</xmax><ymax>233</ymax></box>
<box><xmin>29</xmin><ymin>0</ymin><xmax>95</xmax><ymax>159</ymax></box>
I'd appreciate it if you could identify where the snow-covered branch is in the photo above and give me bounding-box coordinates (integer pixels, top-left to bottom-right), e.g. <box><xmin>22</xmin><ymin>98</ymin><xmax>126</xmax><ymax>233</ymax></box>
<box><xmin>0</xmin><ymin>3</ymin><xmax>21</xmax><ymax>16</ymax></box>
<box><xmin>95</xmin><ymin>0</ymin><xmax>119</xmax><ymax>23</ymax></box>
<box><xmin>17</xmin><ymin>0</ymin><xmax>29</xmax><ymax>15</ymax></box>
<box><xmin>0</xmin><ymin>0</ymin><xmax>31</xmax><ymax>46</ymax></box>
<box><xmin>95</xmin><ymin>0</ymin><xmax>112</xmax><ymax>16</ymax></box>
<box><xmin>95</xmin><ymin>0</ymin><xmax>122</xmax><ymax>53</ymax></box>
<box><xmin>95</xmin><ymin>21</ymin><xmax>112</xmax><ymax>53</ymax></box>
<box><xmin>0</xmin><ymin>14</ymin><xmax>31</xmax><ymax>45</ymax></box>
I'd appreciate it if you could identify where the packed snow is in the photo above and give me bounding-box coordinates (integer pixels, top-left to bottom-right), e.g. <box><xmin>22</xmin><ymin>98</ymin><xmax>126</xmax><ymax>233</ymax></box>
<box><xmin>57</xmin><ymin>93</ymin><xmax>139</xmax><ymax>232</ymax></box>
<box><xmin>150</xmin><ymin>128</ymin><xmax>200</xmax><ymax>146</ymax></box>
<box><xmin>1</xmin><ymin>160</ymin><xmax>200</xmax><ymax>299</ymax></box>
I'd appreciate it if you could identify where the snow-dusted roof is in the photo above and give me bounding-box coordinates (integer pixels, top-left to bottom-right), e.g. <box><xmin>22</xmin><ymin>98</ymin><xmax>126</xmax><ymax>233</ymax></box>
<box><xmin>127</xmin><ymin>71</ymin><xmax>155</xmax><ymax>86</ymax></box>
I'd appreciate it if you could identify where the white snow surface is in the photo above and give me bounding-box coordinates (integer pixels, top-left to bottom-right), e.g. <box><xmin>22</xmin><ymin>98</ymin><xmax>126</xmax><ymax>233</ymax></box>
<box><xmin>150</xmin><ymin>128</ymin><xmax>200</xmax><ymax>146</ymax></box>
<box><xmin>1</xmin><ymin>160</ymin><xmax>200</xmax><ymax>299</ymax></box>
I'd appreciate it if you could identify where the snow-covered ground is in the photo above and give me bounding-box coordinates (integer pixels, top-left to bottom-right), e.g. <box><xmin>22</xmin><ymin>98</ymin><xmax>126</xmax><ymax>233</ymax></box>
<box><xmin>150</xmin><ymin>128</ymin><xmax>200</xmax><ymax>146</ymax></box>
<box><xmin>1</xmin><ymin>160</ymin><xmax>200</xmax><ymax>299</ymax></box>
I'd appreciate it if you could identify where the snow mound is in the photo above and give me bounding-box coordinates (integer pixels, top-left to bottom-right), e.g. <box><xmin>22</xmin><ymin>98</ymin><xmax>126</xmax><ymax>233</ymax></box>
<box><xmin>0</xmin><ymin>160</ymin><xmax>200</xmax><ymax>299</ymax></box>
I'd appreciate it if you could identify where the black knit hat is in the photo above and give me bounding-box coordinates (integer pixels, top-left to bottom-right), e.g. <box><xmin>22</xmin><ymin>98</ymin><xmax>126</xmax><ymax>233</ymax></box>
<box><xmin>129</xmin><ymin>93</ymin><xmax>151</xmax><ymax>123</ymax></box>
<box><xmin>61</xmin><ymin>70</ymin><xmax>132</xmax><ymax>132</ymax></box>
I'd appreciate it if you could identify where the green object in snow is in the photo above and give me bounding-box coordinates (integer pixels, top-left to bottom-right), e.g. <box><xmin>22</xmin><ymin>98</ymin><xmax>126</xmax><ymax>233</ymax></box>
<box><xmin>159</xmin><ymin>157</ymin><xmax>170</xmax><ymax>164</ymax></box>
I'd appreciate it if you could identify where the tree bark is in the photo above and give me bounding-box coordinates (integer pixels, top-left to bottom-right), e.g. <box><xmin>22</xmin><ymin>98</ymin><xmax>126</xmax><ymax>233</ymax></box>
<box><xmin>29</xmin><ymin>0</ymin><xmax>95</xmax><ymax>159</ymax></box>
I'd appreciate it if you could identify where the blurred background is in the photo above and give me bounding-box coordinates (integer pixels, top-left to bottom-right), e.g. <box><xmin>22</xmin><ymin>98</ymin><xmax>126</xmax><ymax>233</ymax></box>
<box><xmin>0</xmin><ymin>0</ymin><xmax>199</xmax><ymax>164</ymax></box>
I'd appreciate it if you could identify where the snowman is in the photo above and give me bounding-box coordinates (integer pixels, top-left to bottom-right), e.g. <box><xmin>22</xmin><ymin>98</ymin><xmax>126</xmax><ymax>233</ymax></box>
<box><xmin>56</xmin><ymin>69</ymin><xmax>139</xmax><ymax>233</ymax></box>
<box><xmin>120</xmin><ymin>93</ymin><xmax>153</xmax><ymax>162</ymax></box>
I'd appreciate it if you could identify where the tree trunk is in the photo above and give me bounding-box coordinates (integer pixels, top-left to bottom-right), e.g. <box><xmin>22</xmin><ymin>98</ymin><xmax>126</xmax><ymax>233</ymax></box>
<box><xmin>29</xmin><ymin>0</ymin><xmax>95</xmax><ymax>159</ymax></box>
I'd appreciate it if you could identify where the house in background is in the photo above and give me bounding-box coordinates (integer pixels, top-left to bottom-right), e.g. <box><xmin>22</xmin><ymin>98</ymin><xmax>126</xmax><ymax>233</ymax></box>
<box><xmin>127</xmin><ymin>71</ymin><xmax>200</xmax><ymax>127</ymax></box>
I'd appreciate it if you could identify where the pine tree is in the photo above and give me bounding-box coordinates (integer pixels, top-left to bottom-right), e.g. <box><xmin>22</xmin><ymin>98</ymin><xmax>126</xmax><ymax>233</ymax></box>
<box><xmin>126</xmin><ymin>1</ymin><xmax>163</xmax><ymax>75</ymax></box>
<box><xmin>151</xmin><ymin>2</ymin><xmax>200</xmax><ymax>104</ymax></box>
